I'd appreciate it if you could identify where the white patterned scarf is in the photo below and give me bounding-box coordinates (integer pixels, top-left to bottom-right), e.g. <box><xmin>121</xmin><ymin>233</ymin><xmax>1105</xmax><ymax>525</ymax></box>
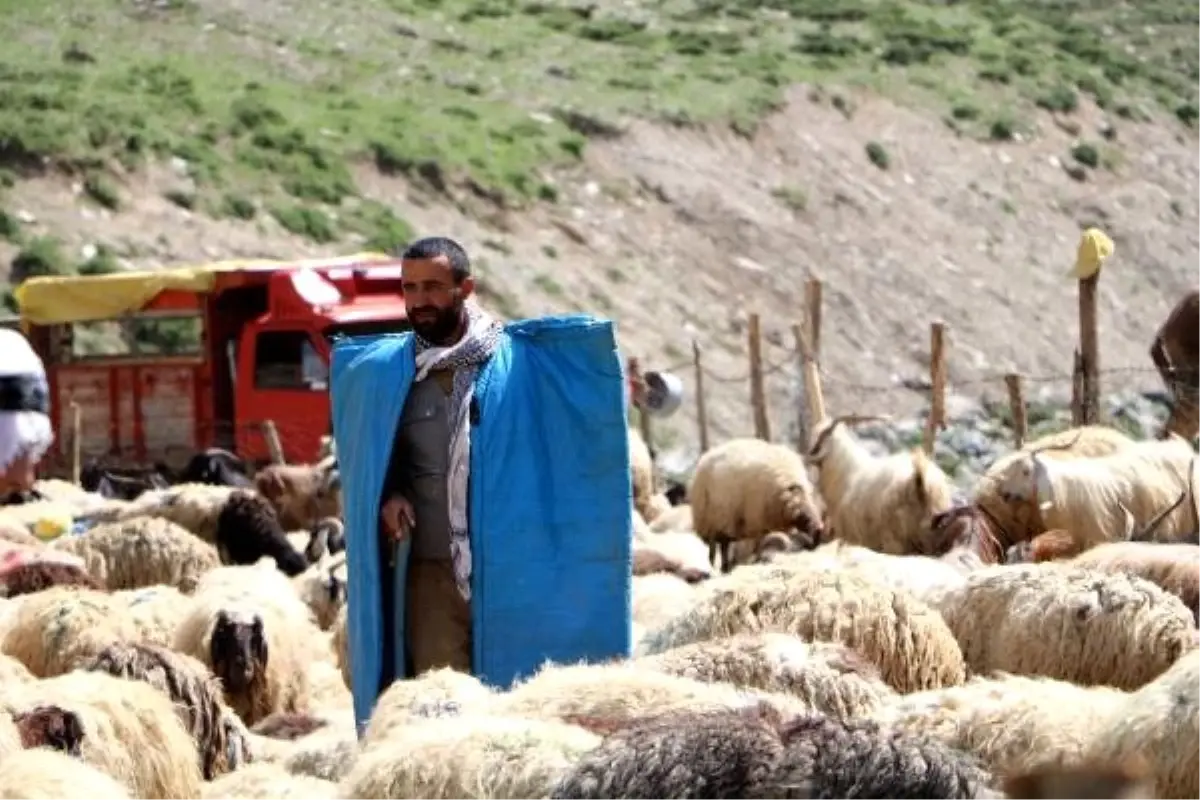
<box><xmin>412</xmin><ymin>303</ymin><xmax>503</xmax><ymax>602</ymax></box>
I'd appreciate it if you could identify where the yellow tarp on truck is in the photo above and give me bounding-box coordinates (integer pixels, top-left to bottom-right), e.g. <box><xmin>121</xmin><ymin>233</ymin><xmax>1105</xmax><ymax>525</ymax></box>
<box><xmin>14</xmin><ymin>252</ymin><xmax>393</xmax><ymax>326</ymax></box>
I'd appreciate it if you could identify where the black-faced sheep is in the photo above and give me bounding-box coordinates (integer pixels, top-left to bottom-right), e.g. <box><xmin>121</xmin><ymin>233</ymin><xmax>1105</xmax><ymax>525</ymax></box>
<box><xmin>180</xmin><ymin>447</ymin><xmax>253</xmax><ymax>488</ymax></box>
<box><xmin>83</xmin><ymin>641</ymin><xmax>249</xmax><ymax>780</ymax></box>
<box><xmin>218</xmin><ymin>491</ymin><xmax>309</xmax><ymax>576</ymax></box>
<box><xmin>0</xmin><ymin>558</ymin><xmax>105</xmax><ymax>597</ymax></box>
<box><xmin>13</xmin><ymin>704</ymin><xmax>86</xmax><ymax>756</ymax></box>
<box><xmin>82</xmin><ymin>483</ymin><xmax>309</xmax><ymax>575</ymax></box>
<box><xmin>689</xmin><ymin>437</ymin><xmax>824</xmax><ymax>572</ymax></box>
<box><xmin>173</xmin><ymin>560</ymin><xmax>318</xmax><ymax>726</ymax></box>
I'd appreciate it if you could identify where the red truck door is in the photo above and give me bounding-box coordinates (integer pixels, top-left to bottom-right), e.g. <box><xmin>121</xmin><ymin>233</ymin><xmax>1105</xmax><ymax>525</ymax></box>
<box><xmin>234</xmin><ymin>324</ymin><xmax>331</xmax><ymax>465</ymax></box>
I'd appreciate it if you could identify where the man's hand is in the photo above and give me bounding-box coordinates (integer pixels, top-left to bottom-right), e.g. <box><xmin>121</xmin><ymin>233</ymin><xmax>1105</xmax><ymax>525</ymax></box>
<box><xmin>381</xmin><ymin>495</ymin><xmax>416</xmax><ymax>542</ymax></box>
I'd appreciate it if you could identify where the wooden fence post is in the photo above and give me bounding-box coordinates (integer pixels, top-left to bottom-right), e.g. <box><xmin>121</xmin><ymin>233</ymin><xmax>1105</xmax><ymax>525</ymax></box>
<box><xmin>1077</xmin><ymin>274</ymin><xmax>1101</xmax><ymax>424</ymax></box>
<box><xmin>70</xmin><ymin>402</ymin><xmax>82</xmax><ymax>485</ymax></box>
<box><xmin>1005</xmin><ymin>373</ymin><xmax>1027</xmax><ymax>448</ymax></box>
<box><xmin>923</xmin><ymin>322</ymin><xmax>947</xmax><ymax>455</ymax></box>
<box><xmin>794</xmin><ymin>322</ymin><xmax>826</xmax><ymax>450</ymax></box>
<box><xmin>805</xmin><ymin>278</ymin><xmax>823</xmax><ymax>359</ymax></box>
<box><xmin>262</xmin><ymin>420</ymin><xmax>286</xmax><ymax>466</ymax></box>
<box><xmin>691</xmin><ymin>339</ymin><xmax>710</xmax><ymax>454</ymax></box>
<box><xmin>794</xmin><ymin>278</ymin><xmax>825</xmax><ymax>448</ymax></box>
<box><xmin>1071</xmin><ymin>349</ymin><xmax>1085</xmax><ymax>425</ymax></box>
<box><xmin>748</xmin><ymin>313</ymin><xmax>771</xmax><ymax>441</ymax></box>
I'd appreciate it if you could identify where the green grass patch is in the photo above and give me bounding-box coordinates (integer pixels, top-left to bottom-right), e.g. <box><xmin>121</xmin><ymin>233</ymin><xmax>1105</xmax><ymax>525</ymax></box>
<box><xmin>0</xmin><ymin>0</ymin><xmax>1193</xmax><ymax>229</ymax></box>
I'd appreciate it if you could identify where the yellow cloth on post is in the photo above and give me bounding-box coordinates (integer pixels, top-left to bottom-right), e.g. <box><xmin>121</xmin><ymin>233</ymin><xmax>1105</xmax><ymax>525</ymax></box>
<box><xmin>1070</xmin><ymin>228</ymin><xmax>1114</xmax><ymax>280</ymax></box>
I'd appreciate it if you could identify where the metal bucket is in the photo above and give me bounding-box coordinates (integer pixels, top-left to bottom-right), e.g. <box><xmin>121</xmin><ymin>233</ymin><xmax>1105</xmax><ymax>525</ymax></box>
<box><xmin>643</xmin><ymin>370</ymin><xmax>684</xmax><ymax>417</ymax></box>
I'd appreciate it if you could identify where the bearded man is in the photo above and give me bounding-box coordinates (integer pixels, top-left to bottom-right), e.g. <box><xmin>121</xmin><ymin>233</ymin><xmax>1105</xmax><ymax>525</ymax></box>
<box><xmin>378</xmin><ymin>236</ymin><xmax>502</xmax><ymax>674</ymax></box>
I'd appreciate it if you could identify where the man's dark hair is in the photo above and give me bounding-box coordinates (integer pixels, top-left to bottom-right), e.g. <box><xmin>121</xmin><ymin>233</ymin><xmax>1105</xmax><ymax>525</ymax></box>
<box><xmin>398</xmin><ymin>237</ymin><xmax>471</xmax><ymax>282</ymax></box>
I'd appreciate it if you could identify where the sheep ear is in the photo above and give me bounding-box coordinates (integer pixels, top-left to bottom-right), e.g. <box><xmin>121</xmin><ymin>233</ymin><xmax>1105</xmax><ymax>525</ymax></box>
<box><xmin>1032</xmin><ymin>456</ymin><xmax>1055</xmax><ymax>512</ymax></box>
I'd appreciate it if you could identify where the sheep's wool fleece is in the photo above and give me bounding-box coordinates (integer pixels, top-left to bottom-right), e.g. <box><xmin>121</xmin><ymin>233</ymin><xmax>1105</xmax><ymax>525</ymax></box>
<box><xmin>0</xmin><ymin>330</ymin><xmax>53</xmax><ymax>473</ymax></box>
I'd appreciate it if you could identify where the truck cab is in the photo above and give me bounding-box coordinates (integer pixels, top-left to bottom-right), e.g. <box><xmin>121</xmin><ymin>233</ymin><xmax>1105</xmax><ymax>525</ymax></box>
<box><xmin>15</xmin><ymin>253</ymin><xmax>410</xmax><ymax>474</ymax></box>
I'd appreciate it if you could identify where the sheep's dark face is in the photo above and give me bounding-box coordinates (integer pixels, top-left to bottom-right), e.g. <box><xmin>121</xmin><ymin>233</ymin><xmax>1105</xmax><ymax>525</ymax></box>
<box><xmin>210</xmin><ymin>611</ymin><xmax>267</xmax><ymax>694</ymax></box>
<box><xmin>15</xmin><ymin>705</ymin><xmax>86</xmax><ymax>757</ymax></box>
<box><xmin>326</xmin><ymin>571</ymin><xmax>347</xmax><ymax>607</ymax></box>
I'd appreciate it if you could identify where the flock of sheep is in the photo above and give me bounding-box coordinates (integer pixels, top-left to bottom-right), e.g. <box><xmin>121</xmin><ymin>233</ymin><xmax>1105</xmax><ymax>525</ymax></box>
<box><xmin>0</xmin><ymin>415</ymin><xmax>1190</xmax><ymax>799</ymax></box>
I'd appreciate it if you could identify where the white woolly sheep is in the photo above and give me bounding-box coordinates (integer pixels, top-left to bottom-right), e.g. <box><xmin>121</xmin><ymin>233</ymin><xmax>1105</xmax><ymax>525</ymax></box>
<box><xmin>776</xmin><ymin>541</ymin><xmax>975</xmax><ymax>606</ymax></box>
<box><xmin>632</xmin><ymin>573</ymin><xmax>700</xmax><ymax>645</ymax></box>
<box><xmin>0</xmin><ymin>711</ymin><xmax>19</xmax><ymax>758</ymax></box>
<box><xmin>647</xmin><ymin>503</ymin><xmax>692</xmax><ymax>533</ymax></box>
<box><xmin>632</xmin><ymin>531</ymin><xmax>712</xmax><ymax>583</ymax></box>
<box><xmin>689</xmin><ymin>437</ymin><xmax>824</xmax><ymax>572</ymax></box>
<box><xmin>1</xmin><ymin>669</ymin><xmax>204</xmax><ymax>798</ymax></box>
<box><xmin>307</xmin><ymin>656</ymin><xmax>353</xmax><ymax>712</ymax></box>
<box><xmin>0</xmin><ymin>747</ymin><xmax>132</xmax><ymax>799</ymax></box>
<box><xmin>641</xmin><ymin>565</ymin><xmax>966</xmax><ymax>694</ymax></box>
<box><xmin>343</xmin><ymin>714</ymin><xmax>602</xmax><ymax>799</ymax></box>
<box><xmin>202</xmin><ymin>762</ymin><xmax>340</xmax><ymax>799</ymax></box>
<box><xmin>1083</xmin><ymin>648</ymin><xmax>1198</xmax><ymax>799</ymax></box>
<box><xmin>362</xmin><ymin>667</ymin><xmax>495</xmax><ymax>748</ymax></box>
<box><xmin>870</xmin><ymin>673</ymin><xmax>1129</xmax><ymax>780</ymax></box>
<box><xmin>113</xmin><ymin>584</ymin><xmax>196</xmax><ymax>649</ymax></box>
<box><xmin>805</xmin><ymin>414</ymin><xmax>956</xmax><ymax>555</ymax></box>
<box><xmin>174</xmin><ymin>560</ymin><xmax>321</xmax><ymax>725</ymax></box>
<box><xmin>485</xmin><ymin>662</ymin><xmax>809</xmax><ymax>733</ymax></box>
<box><xmin>933</xmin><ymin>563</ymin><xmax>1197</xmax><ymax>690</ymax></box>
<box><xmin>53</xmin><ymin>515</ymin><xmax>220</xmax><ymax>594</ymax></box>
<box><xmin>1</xmin><ymin>587</ymin><xmax>142</xmax><ymax>677</ymax></box>
<box><xmin>1036</xmin><ymin>540</ymin><xmax>1200</xmax><ymax>623</ymax></box>
<box><xmin>635</xmin><ymin>632</ymin><xmax>896</xmax><ymax>719</ymax></box>
<box><xmin>282</xmin><ymin>730</ymin><xmax>360</xmax><ymax>783</ymax></box>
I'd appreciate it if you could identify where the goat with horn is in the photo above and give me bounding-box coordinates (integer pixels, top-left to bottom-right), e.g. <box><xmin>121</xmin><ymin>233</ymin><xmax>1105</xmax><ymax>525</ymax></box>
<box><xmin>804</xmin><ymin>413</ymin><xmax>956</xmax><ymax>556</ymax></box>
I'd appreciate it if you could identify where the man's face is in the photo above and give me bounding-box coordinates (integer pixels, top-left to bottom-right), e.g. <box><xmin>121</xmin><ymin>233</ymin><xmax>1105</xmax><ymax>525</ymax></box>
<box><xmin>0</xmin><ymin>451</ymin><xmax>37</xmax><ymax>495</ymax></box>
<box><xmin>401</xmin><ymin>255</ymin><xmax>475</xmax><ymax>344</ymax></box>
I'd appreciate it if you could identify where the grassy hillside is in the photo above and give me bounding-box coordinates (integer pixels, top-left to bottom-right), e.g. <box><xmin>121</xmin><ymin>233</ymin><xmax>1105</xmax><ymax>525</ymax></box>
<box><xmin>0</xmin><ymin>0</ymin><xmax>1195</xmax><ymax>271</ymax></box>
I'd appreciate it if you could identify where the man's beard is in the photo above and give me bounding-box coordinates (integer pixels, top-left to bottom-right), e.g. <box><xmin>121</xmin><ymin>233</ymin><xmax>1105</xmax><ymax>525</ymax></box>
<box><xmin>410</xmin><ymin>302</ymin><xmax>464</xmax><ymax>344</ymax></box>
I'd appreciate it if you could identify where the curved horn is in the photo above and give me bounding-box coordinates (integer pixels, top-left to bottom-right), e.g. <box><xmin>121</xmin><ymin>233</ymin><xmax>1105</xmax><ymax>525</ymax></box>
<box><xmin>1132</xmin><ymin>490</ymin><xmax>1188</xmax><ymax>542</ymax></box>
<box><xmin>1028</xmin><ymin>428</ymin><xmax>1085</xmax><ymax>456</ymax></box>
<box><xmin>1118</xmin><ymin>502</ymin><xmax>1138</xmax><ymax>541</ymax></box>
<box><xmin>807</xmin><ymin>414</ymin><xmax>893</xmax><ymax>459</ymax></box>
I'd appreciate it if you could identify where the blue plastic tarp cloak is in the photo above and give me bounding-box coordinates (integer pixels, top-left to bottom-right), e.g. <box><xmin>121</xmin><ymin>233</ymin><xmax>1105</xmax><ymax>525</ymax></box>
<box><xmin>330</xmin><ymin>314</ymin><xmax>634</xmax><ymax>733</ymax></box>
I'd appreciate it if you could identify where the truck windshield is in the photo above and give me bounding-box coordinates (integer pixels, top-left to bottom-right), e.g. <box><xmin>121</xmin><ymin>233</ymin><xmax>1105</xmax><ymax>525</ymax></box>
<box><xmin>323</xmin><ymin>319</ymin><xmax>410</xmax><ymax>343</ymax></box>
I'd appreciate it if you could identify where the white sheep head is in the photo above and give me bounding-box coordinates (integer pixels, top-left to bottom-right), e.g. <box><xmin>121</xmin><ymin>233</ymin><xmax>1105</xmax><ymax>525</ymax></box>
<box><xmin>994</xmin><ymin>431</ymin><xmax>1087</xmax><ymax>513</ymax></box>
<box><xmin>804</xmin><ymin>413</ymin><xmax>891</xmax><ymax>467</ymax></box>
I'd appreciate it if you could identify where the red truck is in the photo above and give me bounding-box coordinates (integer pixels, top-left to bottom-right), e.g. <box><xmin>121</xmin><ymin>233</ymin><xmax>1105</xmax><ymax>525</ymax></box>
<box><xmin>14</xmin><ymin>253</ymin><xmax>411</xmax><ymax>473</ymax></box>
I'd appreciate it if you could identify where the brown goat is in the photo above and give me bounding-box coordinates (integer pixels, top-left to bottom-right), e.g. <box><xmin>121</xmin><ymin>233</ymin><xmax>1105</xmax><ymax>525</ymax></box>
<box><xmin>927</xmin><ymin>505</ymin><xmax>1005</xmax><ymax>564</ymax></box>
<box><xmin>1151</xmin><ymin>289</ymin><xmax>1199</xmax><ymax>441</ymax></box>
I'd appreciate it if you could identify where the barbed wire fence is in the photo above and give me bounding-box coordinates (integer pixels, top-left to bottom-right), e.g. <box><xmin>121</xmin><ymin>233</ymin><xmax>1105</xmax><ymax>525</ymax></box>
<box><xmin>627</xmin><ymin>277</ymin><xmax>1182</xmax><ymax>467</ymax></box>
